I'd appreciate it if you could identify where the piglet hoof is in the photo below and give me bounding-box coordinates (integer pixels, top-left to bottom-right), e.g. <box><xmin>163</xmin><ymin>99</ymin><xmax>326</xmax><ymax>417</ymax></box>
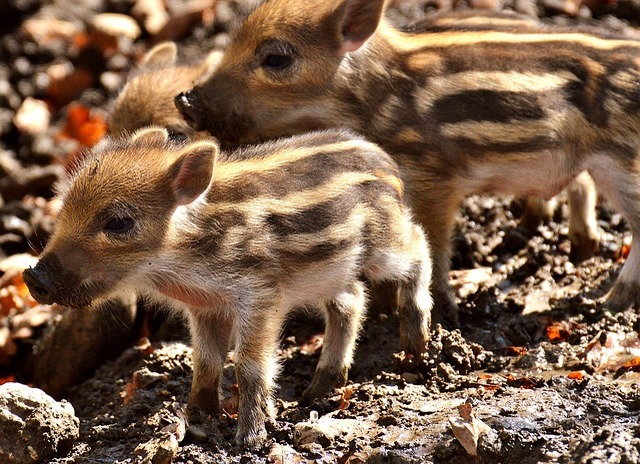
<box><xmin>235</xmin><ymin>424</ymin><xmax>268</xmax><ymax>450</ymax></box>
<box><xmin>186</xmin><ymin>388</ymin><xmax>220</xmax><ymax>420</ymax></box>
<box><xmin>569</xmin><ymin>233</ymin><xmax>599</xmax><ymax>263</ymax></box>
<box><xmin>300</xmin><ymin>367</ymin><xmax>348</xmax><ymax>406</ymax></box>
<box><xmin>603</xmin><ymin>281</ymin><xmax>640</xmax><ymax>312</ymax></box>
<box><xmin>400</xmin><ymin>336</ymin><xmax>428</xmax><ymax>358</ymax></box>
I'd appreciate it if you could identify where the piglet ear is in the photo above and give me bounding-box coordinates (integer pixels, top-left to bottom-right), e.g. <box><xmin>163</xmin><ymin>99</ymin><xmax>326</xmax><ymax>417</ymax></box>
<box><xmin>204</xmin><ymin>50</ymin><xmax>224</xmax><ymax>74</ymax></box>
<box><xmin>338</xmin><ymin>0</ymin><xmax>386</xmax><ymax>54</ymax></box>
<box><xmin>131</xmin><ymin>126</ymin><xmax>170</xmax><ymax>145</ymax></box>
<box><xmin>168</xmin><ymin>140</ymin><xmax>219</xmax><ymax>206</ymax></box>
<box><xmin>141</xmin><ymin>41</ymin><xmax>178</xmax><ymax>69</ymax></box>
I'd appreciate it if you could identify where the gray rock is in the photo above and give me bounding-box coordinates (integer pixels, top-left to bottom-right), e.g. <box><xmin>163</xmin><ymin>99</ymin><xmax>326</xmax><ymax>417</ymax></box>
<box><xmin>0</xmin><ymin>382</ymin><xmax>79</xmax><ymax>463</ymax></box>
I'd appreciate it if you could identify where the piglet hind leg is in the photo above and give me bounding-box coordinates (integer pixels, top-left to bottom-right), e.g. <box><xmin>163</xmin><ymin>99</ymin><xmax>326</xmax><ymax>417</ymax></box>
<box><xmin>567</xmin><ymin>171</ymin><xmax>600</xmax><ymax>262</ymax></box>
<box><xmin>186</xmin><ymin>310</ymin><xmax>234</xmax><ymax>419</ymax></box>
<box><xmin>519</xmin><ymin>196</ymin><xmax>556</xmax><ymax>231</ymax></box>
<box><xmin>409</xmin><ymin>187</ymin><xmax>460</xmax><ymax>328</ymax></box>
<box><xmin>588</xmin><ymin>154</ymin><xmax>640</xmax><ymax>311</ymax></box>
<box><xmin>234</xmin><ymin>307</ymin><xmax>286</xmax><ymax>449</ymax></box>
<box><xmin>300</xmin><ymin>280</ymin><xmax>367</xmax><ymax>404</ymax></box>
<box><xmin>398</xmin><ymin>224</ymin><xmax>433</xmax><ymax>356</ymax></box>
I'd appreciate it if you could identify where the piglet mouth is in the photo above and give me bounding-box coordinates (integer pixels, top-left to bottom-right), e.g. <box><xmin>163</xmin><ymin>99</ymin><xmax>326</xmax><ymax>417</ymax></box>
<box><xmin>175</xmin><ymin>92</ymin><xmax>203</xmax><ymax>132</ymax></box>
<box><xmin>23</xmin><ymin>265</ymin><xmax>99</xmax><ymax>309</ymax></box>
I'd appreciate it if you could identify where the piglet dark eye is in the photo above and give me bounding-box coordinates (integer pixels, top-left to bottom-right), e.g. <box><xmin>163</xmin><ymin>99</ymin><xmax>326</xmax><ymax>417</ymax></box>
<box><xmin>104</xmin><ymin>217</ymin><xmax>135</xmax><ymax>234</ymax></box>
<box><xmin>261</xmin><ymin>54</ymin><xmax>292</xmax><ymax>70</ymax></box>
<box><xmin>257</xmin><ymin>39</ymin><xmax>295</xmax><ymax>72</ymax></box>
<box><xmin>168</xmin><ymin>128</ymin><xmax>187</xmax><ymax>143</ymax></box>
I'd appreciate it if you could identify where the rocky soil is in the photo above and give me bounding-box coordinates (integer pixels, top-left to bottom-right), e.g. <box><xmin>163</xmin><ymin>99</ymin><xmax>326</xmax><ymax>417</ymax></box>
<box><xmin>1</xmin><ymin>0</ymin><xmax>640</xmax><ymax>463</ymax></box>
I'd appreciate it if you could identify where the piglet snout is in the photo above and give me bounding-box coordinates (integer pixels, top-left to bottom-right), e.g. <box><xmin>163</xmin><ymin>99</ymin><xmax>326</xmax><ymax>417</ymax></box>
<box><xmin>175</xmin><ymin>92</ymin><xmax>203</xmax><ymax>131</ymax></box>
<box><xmin>23</xmin><ymin>264</ymin><xmax>59</xmax><ymax>305</ymax></box>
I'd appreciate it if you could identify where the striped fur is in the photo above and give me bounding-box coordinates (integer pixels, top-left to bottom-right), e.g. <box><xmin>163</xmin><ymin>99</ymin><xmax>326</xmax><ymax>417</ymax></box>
<box><xmin>179</xmin><ymin>0</ymin><xmax>640</xmax><ymax>323</ymax></box>
<box><xmin>27</xmin><ymin>127</ymin><xmax>432</xmax><ymax>449</ymax></box>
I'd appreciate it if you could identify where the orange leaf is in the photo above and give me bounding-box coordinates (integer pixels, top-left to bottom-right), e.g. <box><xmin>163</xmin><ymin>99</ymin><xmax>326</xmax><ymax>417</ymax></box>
<box><xmin>546</xmin><ymin>321</ymin><xmax>572</xmax><ymax>342</ymax></box>
<box><xmin>567</xmin><ymin>371</ymin><xmax>584</xmax><ymax>380</ymax></box>
<box><xmin>0</xmin><ymin>290</ymin><xmax>20</xmax><ymax>316</ymax></box>
<box><xmin>121</xmin><ymin>371</ymin><xmax>140</xmax><ymax>404</ymax></box>
<box><xmin>222</xmin><ymin>383</ymin><xmax>239</xmax><ymax>418</ymax></box>
<box><xmin>618</xmin><ymin>243</ymin><xmax>631</xmax><ymax>262</ymax></box>
<box><xmin>0</xmin><ymin>375</ymin><xmax>15</xmax><ymax>386</ymax></box>
<box><xmin>504</xmin><ymin>346</ymin><xmax>528</xmax><ymax>356</ymax></box>
<box><xmin>76</xmin><ymin>120</ymin><xmax>107</xmax><ymax>146</ymax></box>
<box><xmin>621</xmin><ymin>357</ymin><xmax>640</xmax><ymax>370</ymax></box>
<box><xmin>458</xmin><ymin>400</ymin><xmax>473</xmax><ymax>421</ymax></box>
<box><xmin>339</xmin><ymin>386</ymin><xmax>354</xmax><ymax>410</ymax></box>
<box><xmin>480</xmin><ymin>384</ymin><xmax>500</xmax><ymax>391</ymax></box>
<box><xmin>72</xmin><ymin>32</ymin><xmax>90</xmax><ymax>49</ymax></box>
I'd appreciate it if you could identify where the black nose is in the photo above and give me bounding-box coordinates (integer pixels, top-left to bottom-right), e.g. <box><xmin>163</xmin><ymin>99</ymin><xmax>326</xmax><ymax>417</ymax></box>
<box><xmin>175</xmin><ymin>92</ymin><xmax>203</xmax><ymax>131</ymax></box>
<box><xmin>23</xmin><ymin>266</ymin><xmax>58</xmax><ymax>305</ymax></box>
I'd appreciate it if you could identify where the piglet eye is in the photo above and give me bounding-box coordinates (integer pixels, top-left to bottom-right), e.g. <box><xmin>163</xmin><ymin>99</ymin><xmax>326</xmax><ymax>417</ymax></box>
<box><xmin>261</xmin><ymin>54</ymin><xmax>292</xmax><ymax>70</ymax></box>
<box><xmin>257</xmin><ymin>39</ymin><xmax>295</xmax><ymax>72</ymax></box>
<box><xmin>104</xmin><ymin>217</ymin><xmax>135</xmax><ymax>234</ymax></box>
<box><xmin>167</xmin><ymin>128</ymin><xmax>187</xmax><ymax>143</ymax></box>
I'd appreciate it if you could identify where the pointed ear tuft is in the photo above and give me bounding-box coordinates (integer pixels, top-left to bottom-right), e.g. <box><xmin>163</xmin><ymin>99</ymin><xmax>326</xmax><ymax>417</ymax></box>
<box><xmin>141</xmin><ymin>42</ymin><xmax>178</xmax><ymax>69</ymax></box>
<box><xmin>131</xmin><ymin>126</ymin><xmax>170</xmax><ymax>145</ymax></box>
<box><xmin>169</xmin><ymin>140</ymin><xmax>219</xmax><ymax>206</ymax></box>
<box><xmin>338</xmin><ymin>0</ymin><xmax>386</xmax><ymax>55</ymax></box>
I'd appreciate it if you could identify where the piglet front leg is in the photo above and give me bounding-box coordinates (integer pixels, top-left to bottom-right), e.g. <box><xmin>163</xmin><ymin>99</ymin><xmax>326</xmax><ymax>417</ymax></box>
<box><xmin>233</xmin><ymin>306</ymin><xmax>286</xmax><ymax>449</ymax></box>
<box><xmin>186</xmin><ymin>310</ymin><xmax>233</xmax><ymax>417</ymax></box>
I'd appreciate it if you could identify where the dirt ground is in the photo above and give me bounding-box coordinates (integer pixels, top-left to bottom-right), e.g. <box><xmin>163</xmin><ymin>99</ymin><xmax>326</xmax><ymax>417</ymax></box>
<box><xmin>43</xmin><ymin>196</ymin><xmax>640</xmax><ymax>464</ymax></box>
<box><xmin>2</xmin><ymin>0</ymin><xmax>640</xmax><ymax>463</ymax></box>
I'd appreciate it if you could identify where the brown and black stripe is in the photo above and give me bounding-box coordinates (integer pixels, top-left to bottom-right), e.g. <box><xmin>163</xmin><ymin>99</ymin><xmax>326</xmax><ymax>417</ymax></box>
<box><xmin>180</xmin><ymin>130</ymin><xmax>406</xmax><ymax>271</ymax></box>
<box><xmin>339</xmin><ymin>19</ymin><xmax>640</xmax><ymax>161</ymax></box>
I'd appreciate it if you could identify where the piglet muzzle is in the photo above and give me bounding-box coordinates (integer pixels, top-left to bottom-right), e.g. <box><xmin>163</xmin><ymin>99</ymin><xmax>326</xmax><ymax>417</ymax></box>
<box><xmin>23</xmin><ymin>263</ymin><xmax>59</xmax><ymax>305</ymax></box>
<box><xmin>175</xmin><ymin>91</ymin><xmax>203</xmax><ymax>132</ymax></box>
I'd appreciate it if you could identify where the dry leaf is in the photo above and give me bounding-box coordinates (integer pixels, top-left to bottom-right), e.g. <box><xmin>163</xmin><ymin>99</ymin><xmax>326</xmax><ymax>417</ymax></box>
<box><xmin>585</xmin><ymin>331</ymin><xmax>640</xmax><ymax>372</ymax></box>
<box><xmin>504</xmin><ymin>346</ymin><xmax>528</xmax><ymax>356</ymax></box>
<box><xmin>268</xmin><ymin>443</ymin><xmax>306</xmax><ymax>464</ymax></box>
<box><xmin>567</xmin><ymin>371</ymin><xmax>584</xmax><ymax>380</ymax></box>
<box><xmin>222</xmin><ymin>383</ymin><xmax>239</xmax><ymax>418</ymax></box>
<box><xmin>617</xmin><ymin>236</ymin><xmax>632</xmax><ymax>262</ymax></box>
<box><xmin>621</xmin><ymin>357</ymin><xmax>640</xmax><ymax>370</ymax></box>
<box><xmin>60</xmin><ymin>104</ymin><xmax>107</xmax><ymax>146</ymax></box>
<box><xmin>449</xmin><ymin>399</ymin><xmax>491</xmax><ymax>457</ymax></box>
<box><xmin>546</xmin><ymin>321</ymin><xmax>573</xmax><ymax>342</ymax></box>
<box><xmin>121</xmin><ymin>371</ymin><xmax>141</xmax><ymax>404</ymax></box>
<box><xmin>0</xmin><ymin>375</ymin><xmax>15</xmax><ymax>386</ymax></box>
<box><xmin>339</xmin><ymin>386</ymin><xmax>354</xmax><ymax>410</ymax></box>
<box><xmin>506</xmin><ymin>375</ymin><xmax>539</xmax><ymax>389</ymax></box>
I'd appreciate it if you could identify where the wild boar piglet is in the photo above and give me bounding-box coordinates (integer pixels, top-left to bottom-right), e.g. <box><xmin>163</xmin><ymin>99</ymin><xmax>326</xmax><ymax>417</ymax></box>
<box><xmin>177</xmin><ymin>0</ymin><xmax>640</xmax><ymax>323</ymax></box>
<box><xmin>24</xmin><ymin>127</ymin><xmax>432</xmax><ymax>448</ymax></box>
<box><xmin>108</xmin><ymin>41</ymin><xmax>221</xmax><ymax>142</ymax></box>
